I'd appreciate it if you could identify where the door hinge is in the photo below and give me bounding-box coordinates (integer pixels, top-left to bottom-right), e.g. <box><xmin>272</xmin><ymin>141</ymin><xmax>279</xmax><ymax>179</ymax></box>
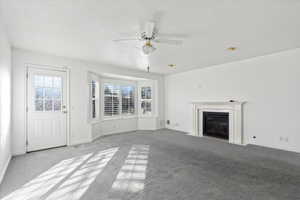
<box><xmin>26</xmin><ymin>140</ymin><xmax>28</xmax><ymax>146</ymax></box>
<box><xmin>26</xmin><ymin>73</ymin><xmax>28</xmax><ymax>79</ymax></box>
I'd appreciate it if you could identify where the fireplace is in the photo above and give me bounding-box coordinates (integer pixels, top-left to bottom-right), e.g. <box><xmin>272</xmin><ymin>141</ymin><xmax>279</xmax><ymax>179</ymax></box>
<box><xmin>203</xmin><ymin>112</ymin><xmax>229</xmax><ymax>140</ymax></box>
<box><xmin>191</xmin><ymin>101</ymin><xmax>245</xmax><ymax>145</ymax></box>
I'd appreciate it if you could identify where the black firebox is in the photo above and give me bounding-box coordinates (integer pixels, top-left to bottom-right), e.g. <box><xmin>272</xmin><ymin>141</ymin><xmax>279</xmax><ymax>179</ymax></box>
<box><xmin>203</xmin><ymin>112</ymin><xmax>229</xmax><ymax>140</ymax></box>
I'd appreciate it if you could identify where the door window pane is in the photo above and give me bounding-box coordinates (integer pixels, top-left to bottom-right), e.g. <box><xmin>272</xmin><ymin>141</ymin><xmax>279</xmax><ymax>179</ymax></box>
<box><xmin>53</xmin><ymin>77</ymin><xmax>62</xmax><ymax>88</ymax></box>
<box><xmin>35</xmin><ymin>100</ymin><xmax>43</xmax><ymax>111</ymax></box>
<box><xmin>44</xmin><ymin>76</ymin><xmax>53</xmax><ymax>87</ymax></box>
<box><xmin>53</xmin><ymin>100</ymin><xmax>61</xmax><ymax>111</ymax></box>
<box><xmin>52</xmin><ymin>88</ymin><xmax>61</xmax><ymax>99</ymax></box>
<box><xmin>35</xmin><ymin>88</ymin><xmax>44</xmax><ymax>99</ymax></box>
<box><xmin>34</xmin><ymin>75</ymin><xmax>44</xmax><ymax>87</ymax></box>
<box><xmin>45</xmin><ymin>88</ymin><xmax>53</xmax><ymax>99</ymax></box>
<box><xmin>45</xmin><ymin>100</ymin><xmax>53</xmax><ymax>111</ymax></box>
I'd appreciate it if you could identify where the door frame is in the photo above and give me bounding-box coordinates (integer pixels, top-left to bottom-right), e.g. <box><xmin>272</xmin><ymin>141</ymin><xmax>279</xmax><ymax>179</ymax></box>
<box><xmin>25</xmin><ymin>63</ymin><xmax>70</xmax><ymax>152</ymax></box>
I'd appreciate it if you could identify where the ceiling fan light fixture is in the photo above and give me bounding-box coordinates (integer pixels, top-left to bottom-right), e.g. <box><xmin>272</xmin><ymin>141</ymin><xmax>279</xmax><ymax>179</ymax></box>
<box><xmin>142</xmin><ymin>41</ymin><xmax>156</xmax><ymax>55</ymax></box>
<box><xmin>227</xmin><ymin>47</ymin><xmax>237</xmax><ymax>51</ymax></box>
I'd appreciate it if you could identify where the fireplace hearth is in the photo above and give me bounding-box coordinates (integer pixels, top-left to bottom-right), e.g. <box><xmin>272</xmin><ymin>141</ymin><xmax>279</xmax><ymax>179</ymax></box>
<box><xmin>203</xmin><ymin>112</ymin><xmax>229</xmax><ymax>140</ymax></box>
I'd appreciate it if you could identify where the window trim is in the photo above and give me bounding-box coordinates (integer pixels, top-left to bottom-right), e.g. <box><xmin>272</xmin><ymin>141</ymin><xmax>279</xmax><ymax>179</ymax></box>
<box><xmin>88</xmin><ymin>73</ymin><xmax>100</xmax><ymax>123</ymax></box>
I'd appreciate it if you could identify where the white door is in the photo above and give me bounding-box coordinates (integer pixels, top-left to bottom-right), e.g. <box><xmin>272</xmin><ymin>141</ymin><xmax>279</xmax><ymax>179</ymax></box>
<box><xmin>27</xmin><ymin>67</ymin><xmax>68</xmax><ymax>152</ymax></box>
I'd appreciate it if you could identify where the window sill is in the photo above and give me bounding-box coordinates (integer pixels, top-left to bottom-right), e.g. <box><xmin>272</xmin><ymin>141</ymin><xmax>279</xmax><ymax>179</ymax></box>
<box><xmin>89</xmin><ymin>119</ymin><xmax>101</xmax><ymax>125</ymax></box>
<box><xmin>102</xmin><ymin>115</ymin><xmax>138</xmax><ymax>121</ymax></box>
<box><xmin>138</xmin><ymin>115</ymin><xmax>157</xmax><ymax>118</ymax></box>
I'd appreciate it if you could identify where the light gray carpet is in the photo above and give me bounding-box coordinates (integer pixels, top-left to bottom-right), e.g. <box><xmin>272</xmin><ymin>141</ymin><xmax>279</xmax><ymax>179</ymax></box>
<box><xmin>0</xmin><ymin>129</ymin><xmax>300</xmax><ymax>200</ymax></box>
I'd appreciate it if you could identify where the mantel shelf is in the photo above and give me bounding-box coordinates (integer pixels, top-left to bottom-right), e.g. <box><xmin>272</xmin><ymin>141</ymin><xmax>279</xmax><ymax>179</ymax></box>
<box><xmin>191</xmin><ymin>101</ymin><xmax>246</xmax><ymax>106</ymax></box>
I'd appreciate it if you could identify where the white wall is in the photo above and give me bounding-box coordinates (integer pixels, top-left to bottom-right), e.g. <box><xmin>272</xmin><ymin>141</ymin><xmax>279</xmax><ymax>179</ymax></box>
<box><xmin>12</xmin><ymin>48</ymin><xmax>164</xmax><ymax>155</ymax></box>
<box><xmin>92</xmin><ymin>118</ymin><xmax>138</xmax><ymax>140</ymax></box>
<box><xmin>0</xmin><ymin>18</ymin><xmax>12</xmax><ymax>182</ymax></box>
<box><xmin>165</xmin><ymin>48</ymin><xmax>300</xmax><ymax>153</ymax></box>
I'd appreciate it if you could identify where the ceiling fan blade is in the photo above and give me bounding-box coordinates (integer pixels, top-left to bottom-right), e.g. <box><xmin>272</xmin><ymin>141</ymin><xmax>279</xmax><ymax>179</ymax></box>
<box><xmin>113</xmin><ymin>38</ymin><xmax>139</xmax><ymax>42</ymax></box>
<box><xmin>154</xmin><ymin>39</ymin><xmax>183</xmax><ymax>45</ymax></box>
<box><xmin>158</xmin><ymin>33</ymin><xmax>189</xmax><ymax>39</ymax></box>
<box><xmin>145</xmin><ymin>21</ymin><xmax>155</xmax><ymax>38</ymax></box>
<box><xmin>151</xmin><ymin>10</ymin><xmax>165</xmax><ymax>32</ymax></box>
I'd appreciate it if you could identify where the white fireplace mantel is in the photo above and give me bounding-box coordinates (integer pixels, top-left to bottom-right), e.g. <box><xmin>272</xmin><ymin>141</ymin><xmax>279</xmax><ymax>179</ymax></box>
<box><xmin>191</xmin><ymin>101</ymin><xmax>246</xmax><ymax>145</ymax></box>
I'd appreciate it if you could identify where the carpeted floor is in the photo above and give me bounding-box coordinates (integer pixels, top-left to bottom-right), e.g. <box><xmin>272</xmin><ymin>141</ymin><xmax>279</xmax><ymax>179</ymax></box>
<box><xmin>0</xmin><ymin>129</ymin><xmax>299</xmax><ymax>200</ymax></box>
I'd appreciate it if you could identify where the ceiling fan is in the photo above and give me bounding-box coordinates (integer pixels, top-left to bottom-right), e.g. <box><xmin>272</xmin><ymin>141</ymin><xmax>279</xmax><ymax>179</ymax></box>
<box><xmin>113</xmin><ymin>21</ymin><xmax>183</xmax><ymax>55</ymax></box>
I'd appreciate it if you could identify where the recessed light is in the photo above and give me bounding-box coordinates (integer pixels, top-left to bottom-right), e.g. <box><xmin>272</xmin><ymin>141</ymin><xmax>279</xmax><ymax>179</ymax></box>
<box><xmin>227</xmin><ymin>47</ymin><xmax>237</xmax><ymax>51</ymax></box>
<box><xmin>168</xmin><ymin>64</ymin><xmax>176</xmax><ymax>68</ymax></box>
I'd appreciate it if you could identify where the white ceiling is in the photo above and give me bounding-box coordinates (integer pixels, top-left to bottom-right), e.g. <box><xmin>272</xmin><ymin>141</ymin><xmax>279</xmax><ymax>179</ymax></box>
<box><xmin>1</xmin><ymin>0</ymin><xmax>300</xmax><ymax>74</ymax></box>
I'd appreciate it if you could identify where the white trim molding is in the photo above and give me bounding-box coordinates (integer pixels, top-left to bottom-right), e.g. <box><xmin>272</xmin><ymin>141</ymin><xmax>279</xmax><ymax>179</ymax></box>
<box><xmin>191</xmin><ymin>101</ymin><xmax>246</xmax><ymax>145</ymax></box>
<box><xmin>0</xmin><ymin>155</ymin><xmax>11</xmax><ymax>183</ymax></box>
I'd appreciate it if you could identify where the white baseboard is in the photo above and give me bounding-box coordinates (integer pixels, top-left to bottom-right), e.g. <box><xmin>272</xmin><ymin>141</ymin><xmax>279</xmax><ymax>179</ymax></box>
<box><xmin>92</xmin><ymin>133</ymin><xmax>104</xmax><ymax>141</ymax></box>
<box><xmin>0</xmin><ymin>155</ymin><xmax>11</xmax><ymax>184</ymax></box>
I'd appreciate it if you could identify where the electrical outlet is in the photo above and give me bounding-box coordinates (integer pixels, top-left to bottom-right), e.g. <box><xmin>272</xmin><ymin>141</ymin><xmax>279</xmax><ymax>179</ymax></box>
<box><xmin>280</xmin><ymin>136</ymin><xmax>289</xmax><ymax>142</ymax></box>
<box><xmin>175</xmin><ymin>123</ymin><xmax>179</xmax><ymax>127</ymax></box>
<box><xmin>160</xmin><ymin>120</ymin><xmax>165</xmax><ymax>127</ymax></box>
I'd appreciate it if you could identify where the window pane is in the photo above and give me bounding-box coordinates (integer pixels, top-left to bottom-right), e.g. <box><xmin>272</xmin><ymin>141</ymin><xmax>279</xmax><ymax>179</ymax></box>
<box><xmin>122</xmin><ymin>87</ymin><xmax>129</xmax><ymax>97</ymax></box>
<box><xmin>141</xmin><ymin>87</ymin><xmax>151</xmax><ymax>99</ymax></box>
<box><xmin>141</xmin><ymin>101</ymin><xmax>151</xmax><ymax>114</ymax></box>
<box><xmin>44</xmin><ymin>76</ymin><xmax>53</xmax><ymax>87</ymax></box>
<box><xmin>104</xmin><ymin>96</ymin><xmax>113</xmax><ymax>116</ymax></box>
<box><xmin>45</xmin><ymin>88</ymin><xmax>53</xmax><ymax>99</ymax></box>
<box><xmin>34</xmin><ymin>75</ymin><xmax>44</xmax><ymax>87</ymax></box>
<box><xmin>92</xmin><ymin>100</ymin><xmax>96</xmax><ymax>118</ymax></box>
<box><xmin>53</xmin><ymin>100</ymin><xmax>61</xmax><ymax>111</ymax></box>
<box><xmin>91</xmin><ymin>80</ymin><xmax>96</xmax><ymax>98</ymax></box>
<box><xmin>91</xmin><ymin>80</ymin><xmax>99</xmax><ymax>119</ymax></box>
<box><xmin>129</xmin><ymin>96</ymin><xmax>135</xmax><ymax>114</ymax></box>
<box><xmin>35</xmin><ymin>100</ymin><xmax>43</xmax><ymax>111</ymax></box>
<box><xmin>122</xmin><ymin>98</ymin><xmax>129</xmax><ymax>114</ymax></box>
<box><xmin>104</xmin><ymin>84</ymin><xmax>113</xmax><ymax>95</ymax></box>
<box><xmin>122</xmin><ymin>86</ymin><xmax>135</xmax><ymax>114</ymax></box>
<box><xmin>52</xmin><ymin>88</ymin><xmax>61</xmax><ymax>99</ymax></box>
<box><xmin>53</xmin><ymin>77</ymin><xmax>62</xmax><ymax>88</ymax></box>
<box><xmin>113</xmin><ymin>96</ymin><xmax>119</xmax><ymax>115</ymax></box>
<box><xmin>45</xmin><ymin>100</ymin><xmax>53</xmax><ymax>111</ymax></box>
<box><xmin>146</xmin><ymin>101</ymin><xmax>151</xmax><ymax>112</ymax></box>
<box><xmin>35</xmin><ymin>88</ymin><xmax>44</xmax><ymax>99</ymax></box>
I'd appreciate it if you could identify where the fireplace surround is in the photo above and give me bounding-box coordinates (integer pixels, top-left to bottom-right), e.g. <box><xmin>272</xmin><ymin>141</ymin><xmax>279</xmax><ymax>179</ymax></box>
<box><xmin>191</xmin><ymin>101</ymin><xmax>246</xmax><ymax>145</ymax></box>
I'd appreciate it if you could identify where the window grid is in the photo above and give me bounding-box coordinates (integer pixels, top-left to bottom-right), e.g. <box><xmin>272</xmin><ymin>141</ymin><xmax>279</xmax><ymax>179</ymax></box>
<box><xmin>141</xmin><ymin>87</ymin><xmax>152</xmax><ymax>115</ymax></box>
<box><xmin>34</xmin><ymin>75</ymin><xmax>62</xmax><ymax>112</ymax></box>
<box><xmin>104</xmin><ymin>83</ymin><xmax>135</xmax><ymax>117</ymax></box>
